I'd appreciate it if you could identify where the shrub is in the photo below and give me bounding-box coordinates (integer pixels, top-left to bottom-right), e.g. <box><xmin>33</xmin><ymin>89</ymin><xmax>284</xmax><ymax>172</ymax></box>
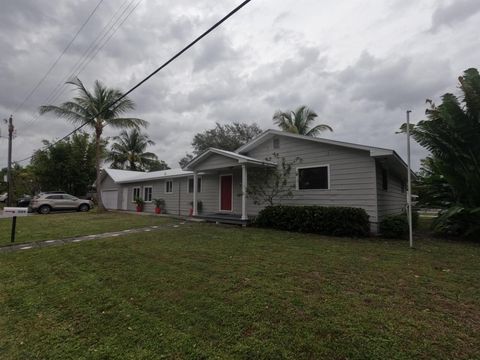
<box><xmin>379</xmin><ymin>214</ymin><xmax>408</xmax><ymax>238</ymax></box>
<box><xmin>255</xmin><ymin>205</ymin><xmax>370</xmax><ymax>237</ymax></box>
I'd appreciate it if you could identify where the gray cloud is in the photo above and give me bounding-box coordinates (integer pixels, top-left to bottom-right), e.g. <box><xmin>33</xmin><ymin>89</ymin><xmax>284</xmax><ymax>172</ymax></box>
<box><xmin>431</xmin><ymin>0</ymin><xmax>480</xmax><ymax>31</ymax></box>
<box><xmin>0</xmin><ymin>0</ymin><xmax>478</xmax><ymax>171</ymax></box>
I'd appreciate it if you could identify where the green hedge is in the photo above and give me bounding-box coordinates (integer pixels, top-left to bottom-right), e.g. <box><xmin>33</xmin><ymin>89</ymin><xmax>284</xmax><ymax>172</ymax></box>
<box><xmin>379</xmin><ymin>211</ymin><xmax>419</xmax><ymax>239</ymax></box>
<box><xmin>255</xmin><ymin>205</ymin><xmax>370</xmax><ymax>237</ymax></box>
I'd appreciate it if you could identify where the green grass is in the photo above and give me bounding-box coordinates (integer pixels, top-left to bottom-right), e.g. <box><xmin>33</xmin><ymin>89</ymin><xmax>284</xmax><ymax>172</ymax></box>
<box><xmin>0</xmin><ymin>223</ymin><xmax>479</xmax><ymax>359</ymax></box>
<box><xmin>0</xmin><ymin>211</ymin><xmax>173</xmax><ymax>245</ymax></box>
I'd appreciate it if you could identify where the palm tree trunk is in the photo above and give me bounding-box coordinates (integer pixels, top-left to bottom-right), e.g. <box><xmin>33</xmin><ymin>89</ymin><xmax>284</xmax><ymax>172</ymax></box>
<box><xmin>95</xmin><ymin>129</ymin><xmax>105</xmax><ymax>212</ymax></box>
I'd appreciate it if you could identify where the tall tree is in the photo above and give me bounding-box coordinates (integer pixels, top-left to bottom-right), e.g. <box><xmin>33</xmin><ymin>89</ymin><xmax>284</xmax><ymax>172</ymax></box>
<box><xmin>107</xmin><ymin>129</ymin><xmax>160</xmax><ymax>171</ymax></box>
<box><xmin>273</xmin><ymin>105</ymin><xmax>332</xmax><ymax>136</ymax></box>
<box><xmin>179</xmin><ymin>122</ymin><xmax>262</xmax><ymax>166</ymax></box>
<box><xmin>400</xmin><ymin>68</ymin><xmax>480</xmax><ymax>237</ymax></box>
<box><xmin>39</xmin><ymin>77</ymin><xmax>147</xmax><ymax>210</ymax></box>
<box><xmin>31</xmin><ymin>132</ymin><xmax>97</xmax><ymax>196</ymax></box>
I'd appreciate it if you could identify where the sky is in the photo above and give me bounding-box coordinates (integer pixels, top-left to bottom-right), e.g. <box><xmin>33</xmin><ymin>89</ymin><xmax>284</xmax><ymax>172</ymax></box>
<box><xmin>0</xmin><ymin>0</ymin><xmax>479</xmax><ymax>171</ymax></box>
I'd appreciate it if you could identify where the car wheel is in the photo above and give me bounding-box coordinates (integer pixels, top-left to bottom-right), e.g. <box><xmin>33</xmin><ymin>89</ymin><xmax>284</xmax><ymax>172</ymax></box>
<box><xmin>39</xmin><ymin>205</ymin><xmax>51</xmax><ymax>215</ymax></box>
<box><xmin>79</xmin><ymin>204</ymin><xmax>90</xmax><ymax>212</ymax></box>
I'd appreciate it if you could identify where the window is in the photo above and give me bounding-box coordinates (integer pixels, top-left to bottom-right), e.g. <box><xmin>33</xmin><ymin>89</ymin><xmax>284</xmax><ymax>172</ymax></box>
<box><xmin>297</xmin><ymin>165</ymin><xmax>329</xmax><ymax>190</ymax></box>
<box><xmin>143</xmin><ymin>186</ymin><xmax>152</xmax><ymax>202</ymax></box>
<box><xmin>188</xmin><ymin>177</ymin><xmax>202</xmax><ymax>193</ymax></box>
<box><xmin>165</xmin><ymin>180</ymin><xmax>173</xmax><ymax>193</ymax></box>
<box><xmin>273</xmin><ymin>137</ymin><xmax>280</xmax><ymax>149</ymax></box>
<box><xmin>132</xmin><ymin>187</ymin><xmax>141</xmax><ymax>201</ymax></box>
<box><xmin>46</xmin><ymin>195</ymin><xmax>63</xmax><ymax>200</ymax></box>
<box><xmin>382</xmin><ymin>169</ymin><xmax>388</xmax><ymax>191</ymax></box>
<box><xmin>63</xmin><ymin>194</ymin><xmax>77</xmax><ymax>200</ymax></box>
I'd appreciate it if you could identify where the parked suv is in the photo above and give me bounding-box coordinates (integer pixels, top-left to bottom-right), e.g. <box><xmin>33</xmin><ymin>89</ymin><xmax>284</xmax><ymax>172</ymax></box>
<box><xmin>30</xmin><ymin>193</ymin><xmax>94</xmax><ymax>214</ymax></box>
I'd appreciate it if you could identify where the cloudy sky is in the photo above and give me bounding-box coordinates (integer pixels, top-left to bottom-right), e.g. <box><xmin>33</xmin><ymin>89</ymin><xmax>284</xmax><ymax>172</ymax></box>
<box><xmin>0</xmin><ymin>0</ymin><xmax>479</xmax><ymax>170</ymax></box>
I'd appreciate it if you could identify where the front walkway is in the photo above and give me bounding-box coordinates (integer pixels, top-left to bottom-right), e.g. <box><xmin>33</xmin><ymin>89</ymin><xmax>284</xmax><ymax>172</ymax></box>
<box><xmin>0</xmin><ymin>222</ymin><xmax>190</xmax><ymax>254</ymax></box>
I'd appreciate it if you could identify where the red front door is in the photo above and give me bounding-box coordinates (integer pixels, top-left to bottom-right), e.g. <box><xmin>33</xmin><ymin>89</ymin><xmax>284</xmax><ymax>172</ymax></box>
<box><xmin>220</xmin><ymin>175</ymin><xmax>233</xmax><ymax>211</ymax></box>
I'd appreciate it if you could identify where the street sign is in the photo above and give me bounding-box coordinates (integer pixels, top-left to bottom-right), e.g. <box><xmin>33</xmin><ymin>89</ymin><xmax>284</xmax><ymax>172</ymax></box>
<box><xmin>3</xmin><ymin>207</ymin><xmax>29</xmax><ymax>217</ymax></box>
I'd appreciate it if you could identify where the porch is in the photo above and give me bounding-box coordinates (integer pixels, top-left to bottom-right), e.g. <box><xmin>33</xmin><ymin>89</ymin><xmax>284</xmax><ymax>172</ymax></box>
<box><xmin>184</xmin><ymin>148</ymin><xmax>276</xmax><ymax>221</ymax></box>
<box><xmin>195</xmin><ymin>212</ymin><xmax>250</xmax><ymax>226</ymax></box>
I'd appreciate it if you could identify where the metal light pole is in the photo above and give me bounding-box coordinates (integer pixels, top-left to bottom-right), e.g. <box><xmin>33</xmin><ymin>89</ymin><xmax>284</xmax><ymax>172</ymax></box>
<box><xmin>6</xmin><ymin>115</ymin><xmax>14</xmax><ymax>207</ymax></box>
<box><xmin>406</xmin><ymin>110</ymin><xmax>413</xmax><ymax>248</ymax></box>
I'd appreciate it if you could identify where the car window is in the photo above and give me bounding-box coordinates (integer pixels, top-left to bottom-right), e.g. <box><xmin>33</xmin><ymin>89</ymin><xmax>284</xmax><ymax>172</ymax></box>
<box><xmin>62</xmin><ymin>195</ymin><xmax>77</xmax><ymax>200</ymax></box>
<box><xmin>46</xmin><ymin>195</ymin><xmax>63</xmax><ymax>200</ymax></box>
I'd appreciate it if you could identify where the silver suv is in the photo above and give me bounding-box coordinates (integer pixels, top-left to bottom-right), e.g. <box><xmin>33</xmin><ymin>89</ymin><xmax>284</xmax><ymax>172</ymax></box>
<box><xmin>30</xmin><ymin>193</ymin><xmax>94</xmax><ymax>214</ymax></box>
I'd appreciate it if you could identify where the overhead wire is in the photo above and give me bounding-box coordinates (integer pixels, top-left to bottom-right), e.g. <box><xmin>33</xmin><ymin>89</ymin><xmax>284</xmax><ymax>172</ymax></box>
<box><xmin>12</xmin><ymin>0</ymin><xmax>105</xmax><ymax>116</ymax></box>
<box><xmin>14</xmin><ymin>0</ymin><xmax>253</xmax><ymax>164</ymax></box>
<box><xmin>17</xmin><ymin>0</ymin><xmax>138</xmax><ymax>131</ymax></box>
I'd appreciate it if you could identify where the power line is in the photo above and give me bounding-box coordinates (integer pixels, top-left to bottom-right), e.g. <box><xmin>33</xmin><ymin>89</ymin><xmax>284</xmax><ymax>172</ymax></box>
<box><xmin>17</xmin><ymin>0</ymin><xmax>137</xmax><ymax>131</ymax></box>
<box><xmin>14</xmin><ymin>0</ymin><xmax>253</xmax><ymax>164</ymax></box>
<box><xmin>13</xmin><ymin>0</ymin><xmax>105</xmax><ymax>115</ymax></box>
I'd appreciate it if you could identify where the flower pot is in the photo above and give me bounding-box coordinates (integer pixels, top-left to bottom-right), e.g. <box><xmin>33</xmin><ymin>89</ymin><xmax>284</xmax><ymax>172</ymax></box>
<box><xmin>155</xmin><ymin>207</ymin><xmax>161</xmax><ymax>214</ymax></box>
<box><xmin>136</xmin><ymin>206</ymin><xmax>143</xmax><ymax>212</ymax></box>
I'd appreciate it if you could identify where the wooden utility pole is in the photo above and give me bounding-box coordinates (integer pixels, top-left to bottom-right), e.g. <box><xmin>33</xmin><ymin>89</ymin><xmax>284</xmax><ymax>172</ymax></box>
<box><xmin>7</xmin><ymin>115</ymin><xmax>13</xmax><ymax>207</ymax></box>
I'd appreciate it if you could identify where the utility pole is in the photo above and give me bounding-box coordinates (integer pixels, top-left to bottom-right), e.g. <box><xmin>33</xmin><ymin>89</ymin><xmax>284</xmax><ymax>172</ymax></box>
<box><xmin>406</xmin><ymin>110</ymin><xmax>413</xmax><ymax>248</ymax></box>
<box><xmin>7</xmin><ymin>115</ymin><xmax>13</xmax><ymax>207</ymax></box>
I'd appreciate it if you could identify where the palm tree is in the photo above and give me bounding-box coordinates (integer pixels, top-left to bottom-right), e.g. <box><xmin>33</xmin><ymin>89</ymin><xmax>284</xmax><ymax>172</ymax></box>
<box><xmin>107</xmin><ymin>129</ymin><xmax>158</xmax><ymax>171</ymax></box>
<box><xmin>39</xmin><ymin>77</ymin><xmax>147</xmax><ymax>211</ymax></box>
<box><xmin>273</xmin><ymin>105</ymin><xmax>332</xmax><ymax>136</ymax></box>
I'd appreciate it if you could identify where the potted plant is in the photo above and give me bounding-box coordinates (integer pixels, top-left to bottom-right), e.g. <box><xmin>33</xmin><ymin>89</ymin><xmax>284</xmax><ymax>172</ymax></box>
<box><xmin>189</xmin><ymin>200</ymin><xmax>203</xmax><ymax>216</ymax></box>
<box><xmin>134</xmin><ymin>197</ymin><xmax>145</xmax><ymax>212</ymax></box>
<box><xmin>153</xmin><ymin>198</ymin><xmax>165</xmax><ymax>214</ymax></box>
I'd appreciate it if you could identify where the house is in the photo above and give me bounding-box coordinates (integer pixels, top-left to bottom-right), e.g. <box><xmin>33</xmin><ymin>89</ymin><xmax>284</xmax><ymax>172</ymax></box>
<box><xmin>99</xmin><ymin>129</ymin><xmax>411</xmax><ymax>232</ymax></box>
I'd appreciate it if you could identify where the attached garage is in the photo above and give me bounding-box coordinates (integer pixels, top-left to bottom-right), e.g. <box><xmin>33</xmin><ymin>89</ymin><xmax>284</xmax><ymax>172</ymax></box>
<box><xmin>101</xmin><ymin>190</ymin><xmax>118</xmax><ymax>210</ymax></box>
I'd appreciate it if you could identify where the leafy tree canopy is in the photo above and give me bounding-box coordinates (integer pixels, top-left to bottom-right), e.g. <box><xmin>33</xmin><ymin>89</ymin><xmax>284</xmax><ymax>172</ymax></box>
<box><xmin>400</xmin><ymin>68</ymin><xmax>480</xmax><ymax>237</ymax></box>
<box><xmin>273</xmin><ymin>105</ymin><xmax>332</xmax><ymax>136</ymax></box>
<box><xmin>179</xmin><ymin>122</ymin><xmax>262</xmax><ymax>167</ymax></box>
<box><xmin>30</xmin><ymin>132</ymin><xmax>98</xmax><ymax>197</ymax></box>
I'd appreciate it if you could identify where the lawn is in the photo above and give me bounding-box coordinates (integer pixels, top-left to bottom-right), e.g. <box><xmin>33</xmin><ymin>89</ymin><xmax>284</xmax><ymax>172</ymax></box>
<box><xmin>0</xmin><ymin>221</ymin><xmax>479</xmax><ymax>359</ymax></box>
<box><xmin>0</xmin><ymin>211</ymin><xmax>173</xmax><ymax>245</ymax></box>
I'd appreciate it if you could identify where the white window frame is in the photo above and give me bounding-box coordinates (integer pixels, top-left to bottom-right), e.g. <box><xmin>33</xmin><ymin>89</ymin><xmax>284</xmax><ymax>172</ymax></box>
<box><xmin>296</xmin><ymin>164</ymin><xmax>330</xmax><ymax>190</ymax></box>
<box><xmin>143</xmin><ymin>186</ymin><xmax>153</xmax><ymax>203</ymax></box>
<box><xmin>165</xmin><ymin>180</ymin><xmax>173</xmax><ymax>194</ymax></box>
<box><xmin>187</xmin><ymin>176</ymin><xmax>202</xmax><ymax>193</ymax></box>
<box><xmin>132</xmin><ymin>187</ymin><xmax>141</xmax><ymax>202</ymax></box>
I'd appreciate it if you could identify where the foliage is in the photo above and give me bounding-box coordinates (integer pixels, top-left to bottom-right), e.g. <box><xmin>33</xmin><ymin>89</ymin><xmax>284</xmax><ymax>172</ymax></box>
<box><xmin>273</xmin><ymin>105</ymin><xmax>332</xmax><ymax>136</ymax></box>
<box><xmin>433</xmin><ymin>206</ymin><xmax>480</xmax><ymax>239</ymax></box>
<box><xmin>153</xmin><ymin>198</ymin><xmax>165</xmax><ymax>208</ymax></box>
<box><xmin>247</xmin><ymin>154</ymin><xmax>301</xmax><ymax>206</ymax></box>
<box><xmin>399</xmin><ymin>68</ymin><xmax>480</xmax><ymax>237</ymax></box>
<box><xmin>30</xmin><ymin>132</ymin><xmax>97</xmax><ymax>197</ymax></box>
<box><xmin>39</xmin><ymin>77</ymin><xmax>147</xmax><ymax>210</ymax></box>
<box><xmin>379</xmin><ymin>215</ymin><xmax>408</xmax><ymax>238</ymax></box>
<box><xmin>145</xmin><ymin>159</ymin><xmax>170</xmax><ymax>172</ymax></box>
<box><xmin>134</xmin><ymin>197</ymin><xmax>145</xmax><ymax>207</ymax></box>
<box><xmin>255</xmin><ymin>205</ymin><xmax>370</xmax><ymax>237</ymax></box>
<box><xmin>178</xmin><ymin>154</ymin><xmax>194</xmax><ymax>168</ymax></box>
<box><xmin>179</xmin><ymin>122</ymin><xmax>262</xmax><ymax>167</ymax></box>
<box><xmin>106</xmin><ymin>129</ymin><xmax>164</xmax><ymax>171</ymax></box>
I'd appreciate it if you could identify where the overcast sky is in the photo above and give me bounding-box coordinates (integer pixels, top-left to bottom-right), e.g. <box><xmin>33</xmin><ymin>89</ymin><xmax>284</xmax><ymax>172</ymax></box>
<box><xmin>1</xmin><ymin>0</ymin><xmax>479</xmax><ymax>171</ymax></box>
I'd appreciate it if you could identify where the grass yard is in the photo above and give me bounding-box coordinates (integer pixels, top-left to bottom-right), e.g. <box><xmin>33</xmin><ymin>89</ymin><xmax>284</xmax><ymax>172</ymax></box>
<box><xmin>0</xmin><ymin>211</ymin><xmax>173</xmax><ymax>245</ymax></box>
<box><xmin>0</xmin><ymin>221</ymin><xmax>479</xmax><ymax>359</ymax></box>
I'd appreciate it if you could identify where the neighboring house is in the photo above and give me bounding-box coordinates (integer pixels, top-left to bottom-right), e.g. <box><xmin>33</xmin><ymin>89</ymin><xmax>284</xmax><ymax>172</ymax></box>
<box><xmin>99</xmin><ymin>129</ymin><xmax>411</xmax><ymax>232</ymax></box>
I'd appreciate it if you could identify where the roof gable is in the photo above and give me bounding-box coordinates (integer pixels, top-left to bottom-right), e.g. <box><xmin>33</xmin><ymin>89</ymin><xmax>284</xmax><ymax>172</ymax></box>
<box><xmin>184</xmin><ymin>148</ymin><xmax>276</xmax><ymax>170</ymax></box>
<box><xmin>236</xmin><ymin>129</ymin><xmax>393</xmax><ymax>156</ymax></box>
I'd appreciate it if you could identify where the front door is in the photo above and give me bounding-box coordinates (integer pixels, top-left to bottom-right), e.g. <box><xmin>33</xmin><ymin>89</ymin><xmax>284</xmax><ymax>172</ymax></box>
<box><xmin>220</xmin><ymin>175</ymin><xmax>233</xmax><ymax>211</ymax></box>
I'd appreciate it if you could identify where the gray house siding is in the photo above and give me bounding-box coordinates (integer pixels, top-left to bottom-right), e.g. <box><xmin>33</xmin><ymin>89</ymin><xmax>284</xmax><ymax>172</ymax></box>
<box><xmin>376</xmin><ymin>161</ymin><xmax>406</xmax><ymax>220</ymax></box>
<box><xmin>243</xmin><ymin>136</ymin><xmax>379</xmax><ymax>226</ymax></box>
<box><xmin>194</xmin><ymin>154</ymin><xmax>238</xmax><ymax>171</ymax></box>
